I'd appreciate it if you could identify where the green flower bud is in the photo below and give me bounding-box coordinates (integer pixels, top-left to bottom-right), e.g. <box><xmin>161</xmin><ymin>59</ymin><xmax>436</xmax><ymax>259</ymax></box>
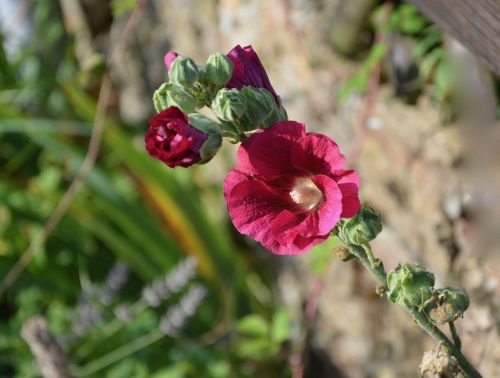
<box><xmin>187</xmin><ymin>114</ymin><xmax>223</xmax><ymax>163</ymax></box>
<box><xmin>169</xmin><ymin>56</ymin><xmax>199</xmax><ymax>86</ymax></box>
<box><xmin>387</xmin><ymin>263</ymin><xmax>435</xmax><ymax>308</ymax></box>
<box><xmin>153</xmin><ymin>82</ymin><xmax>172</xmax><ymax>113</ymax></box>
<box><xmin>212</xmin><ymin>88</ymin><xmax>247</xmax><ymax>123</ymax></box>
<box><xmin>205</xmin><ymin>53</ymin><xmax>233</xmax><ymax>86</ymax></box>
<box><xmin>336</xmin><ymin>207</ymin><xmax>382</xmax><ymax>246</ymax></box>
<box><xmin>166</xmin><ymin>85</ymin><xmax>197</xmax><ymax>114</ymax></box>
<box><xmin>428</xmin><ymin>287</ymin><xmax>470</xmax><ymax>324</ymax></box>
<box><xmin>240</xmin><ymin>86</ymin><xmax>283</xmax><ymax>130</ymax></box>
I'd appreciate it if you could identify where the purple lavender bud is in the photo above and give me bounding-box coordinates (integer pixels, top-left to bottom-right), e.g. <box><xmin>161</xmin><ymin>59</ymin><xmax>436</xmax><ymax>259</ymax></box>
<box><xmin>159</xmin><ymin>284</ymin><xmax>206</xmax><ymax>337</ymax></box>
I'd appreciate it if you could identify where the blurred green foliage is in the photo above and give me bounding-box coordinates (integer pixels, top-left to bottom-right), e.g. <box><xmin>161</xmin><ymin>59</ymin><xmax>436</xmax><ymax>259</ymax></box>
<box><xmin>0</xmin><ymin>1</ymin><xmax>317</xmax><ymax>376</ymax></box>
<box><xmin>338</xmin><ymin>2</ymin><xmax>453</xmax><ymax>114</ymax></box>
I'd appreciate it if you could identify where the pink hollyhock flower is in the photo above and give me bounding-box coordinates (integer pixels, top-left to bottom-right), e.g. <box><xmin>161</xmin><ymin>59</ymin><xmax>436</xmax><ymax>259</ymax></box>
<box><xmin>226</xmin><ymin>44</ymin><xmax>280</xmax><ymax>105</ymax></box>
<box><xmin>145</xmin><ymin>106</ymin><xmax>208</xmax><ymax>168</ymax></box>
<box><xmin>164</xmin><ymin>51</ymin><xmax>179</xmax><ymax>71</ymax></box>
<box><xmin>224</xmin><ymin>121</ymin><xmax>360</xmax><ymax>255</ymax></box>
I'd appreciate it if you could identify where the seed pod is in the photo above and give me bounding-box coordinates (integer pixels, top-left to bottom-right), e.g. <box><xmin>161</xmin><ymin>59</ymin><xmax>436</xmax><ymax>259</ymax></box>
<box><xmin>428</xmin><ymin>287</ymin><xmax>470</xmax><ymax>324</ymax></box>
<box><xmin>387</xmin><ymin>263</ymin><xmax>435</xmax><ymax>308</ymax></box>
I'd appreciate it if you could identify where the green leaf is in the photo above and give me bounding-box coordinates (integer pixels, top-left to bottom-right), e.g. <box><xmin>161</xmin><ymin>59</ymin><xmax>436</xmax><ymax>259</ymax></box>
<box><xmin>111</xmin><ymin>0</ymin><xmax>138</xmax><ymax>18</ymax></box>
<box><xmin>308</xmin><ymin>237</ymin><xmax>339</xmax><ymax>276</ymax></box>
<box><xmin>235</xmin><ymin>338</ymin><xmax>279</xmax><ymax>360</ymax></box>
<box><xmin>270</xmin><ymin>309</ymin><xmax>290</xmax><ymax>343</ymax></box>
<box><xmin>236</xmin><ymin>314</ymin><xmax>269</xmax><ymax>337</ymax></box>
<box><xmin>0</xmin><ymin>118</ymin><xmax>92</xmax><ymax>135</ymax></box>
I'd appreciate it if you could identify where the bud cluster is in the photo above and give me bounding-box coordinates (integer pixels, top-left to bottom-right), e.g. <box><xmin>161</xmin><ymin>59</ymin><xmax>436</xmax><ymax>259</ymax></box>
<box><xmin>154</xmin><ymin>52</ymin><xmax>234</xmax><ymax>115</ymax></box>
<box><xmin>386</xmin><ymin>263</ymin><xmax>470</xmax><ymax>324</ymax></box>
<box><xmin>150</xmin><ymin>46</ymin><xmax>288</xmax><ymax>167</ymax></box>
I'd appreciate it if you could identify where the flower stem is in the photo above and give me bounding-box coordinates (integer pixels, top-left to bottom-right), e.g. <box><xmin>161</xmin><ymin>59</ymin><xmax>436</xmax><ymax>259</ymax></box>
<box><xmin>409</xmin><ymin>308</ymin><xmax>480</xmax><ymax>377</ymax></box>
<box><xmin>74</xmin><ymin>329</ymin><xmax>164</xmax><ymax>376</ymax></box>
<box><xmin>449</xmin><ymin>321</ymin><xmax>462</xmax><ymax>350</ymax></box>
<box><xmin>348</xmin><ymin>244</ymin><xmax>386</xmax><ymax>285</ymax></box>
<box><xmin>345</xmin><ymin>243</ymin><xmax>482</xmax><ymax>377</ymax></box>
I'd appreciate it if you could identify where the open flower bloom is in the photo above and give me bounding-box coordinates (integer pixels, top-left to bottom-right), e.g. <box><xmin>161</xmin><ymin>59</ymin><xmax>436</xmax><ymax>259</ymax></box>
<box><xmin>226</xmin><ymin>44</ymin><xmax>280</xmax><ymax>105</ymax></box>
<box><xmin>224</xmin><ymin>121</ymin><xmax>360</xmax><ymax>255</ymax></box>
<box><xmin>145</xmin><ymin>106</ymin><xmax>208</xmax><ymax>168</ymax></box>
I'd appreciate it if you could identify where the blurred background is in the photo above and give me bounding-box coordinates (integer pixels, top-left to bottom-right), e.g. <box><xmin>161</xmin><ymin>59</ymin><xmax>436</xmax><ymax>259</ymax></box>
<box><xmin>1</xmin><ymin>0</ymin><xmax>499</xmax><ymax>377</ymax></box>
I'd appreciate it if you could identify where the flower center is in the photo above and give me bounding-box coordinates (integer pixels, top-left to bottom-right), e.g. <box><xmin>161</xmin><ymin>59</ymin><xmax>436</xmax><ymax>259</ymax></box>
<box><xmin>289</xmin><ymin>177</ymin><xmax>324</xmax><ymax>211</ymax></box>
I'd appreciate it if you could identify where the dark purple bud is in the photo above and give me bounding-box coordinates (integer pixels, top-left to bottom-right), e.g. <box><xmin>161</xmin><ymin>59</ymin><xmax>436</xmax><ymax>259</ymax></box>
<box><xmin>226</xmin><ymin>44</ymin><xmax>280</xmax><ymax>105</ymax></box>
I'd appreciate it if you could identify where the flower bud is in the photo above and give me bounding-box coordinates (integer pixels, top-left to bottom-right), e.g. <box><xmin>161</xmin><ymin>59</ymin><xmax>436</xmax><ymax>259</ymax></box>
<box><xmin>336</xmin><ymin>207</ymin><xmax>382</xmax><ymax>246</ymax></box>
<box><xmin>166</xmin><ymin>85</ymin><xmax>197</xmax><ymax>114</ymax></box>
<box><xmin>387</xmin><ymin>263</ymin><xmax>435</xmax><ymax>308</ymax></box>
<box><xmin>164</xmin><ymin>51</ymin><xmax>179</xmax><ymax>71</ymax></box>
<box><xmin>145</xmin><ymin>107</ymin><xmax>208</xmax><ymax>168</ymax></box>
<box><xmin>169</xmin><ymin>56</ymin><xmax>199</xmax><ymax>86</ymax></box>
<box><xmin>205</xmin><ymin>53</ymin><xmax>233</xmax><ymax>86</ymax></box>
<box><xmin>153</xmin><ymin>82</ymin><xmax>172</xmax><ymax>113</ymax></box>
<box><xmin>187</xmin><ymin>114</ymin><xmax>223</xmax><ymax>163</ymax></box>
<box><xmin>332</xmin><ymin>245</ymin><xmax>352</xmax><ymax>261</ymax></box>
<box><xmin>427</xmin><ymin>287</ymin><xmax>469</xmax><ymax>324</ymax></box>
<box><xmin>211</xmin><ymin>88</ymin><xmax>247</xmax><ymax>122</ymax></box>
<box><xmin>239</xmin><ymin>86</ymin><xmax>284</xmax><ymax>130</ymax></box>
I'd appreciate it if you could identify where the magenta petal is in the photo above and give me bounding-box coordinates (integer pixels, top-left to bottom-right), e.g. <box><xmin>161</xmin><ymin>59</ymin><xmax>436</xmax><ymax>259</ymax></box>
<box><xmin>270</xmin><ymin>209</ymin><xmax>305</xmax><ymax>246</ymax></box>
<box><xmin>275</xmin><ymin>175</ymin><xmax>342</xmax><ymax>244</ymax></box>
<box><xmin>225</xmin><ymin>178</ymin><xmax>283</xmax><ymax>244</ymax></box>
<box><xmin>293</xmin><ymin>234</ymin><xmax>328</xmax><ymax>252</ymax></box>
<box><xmin>223</xmin><ymin>170</ymin><xmax>249</xmax><ymax>201</ymax></box>
<box><xmin>291</xmin><ymin>133</ymin><xmax>346</xmax><ymax>175</ymax></box>
<box><xmin>236</xmin><ymin>121</ymin><xmax>306</xmax><ymax>177</ymax></box>
<box><xmin>309</xmin><ymin>174</ymin><xmax>343</xmax><ymax>234</ymax></box>
<box><xmin>164</xmin><ymin>51</ymin><xmax>179</xmax><ymax>71</ymax></box>
<box><xmin>335</xmin><ymin>170</ymin><xmax>361</xmax><ymax>218</ymax></box>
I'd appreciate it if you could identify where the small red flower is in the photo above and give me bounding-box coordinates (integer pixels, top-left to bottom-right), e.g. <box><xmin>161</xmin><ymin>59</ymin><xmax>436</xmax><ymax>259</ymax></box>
<box><xmin>226</xmin><ymin>44</ymin><xmax>280</xmax><ymax>105</ymax></box>
<box><xmin>224</xmin><ymin>121</ymin><xmax>360</xmax><ymax>255</ymax></box>
<box><xmin>145</xmin><ymin>107</ymin><xmax>208</xmax><ymax>168</ymax></box>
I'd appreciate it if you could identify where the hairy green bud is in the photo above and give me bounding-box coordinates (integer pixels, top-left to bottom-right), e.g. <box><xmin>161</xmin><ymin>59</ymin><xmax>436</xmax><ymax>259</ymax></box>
<box><xmin>428</xmin><ymin>287</ymin><xmax>470</xmax><ymax>324</ymax></box>
<box><xmin>152</xmin><ymin>82</ymin><xmax>172</xmax><ymax>113</ymax></box>
<box><xmin>240</xmin><ymin>86</ymin><xmax>284</xmax><ymax>130</ymax></box>
<box><xmin>336</xmin><ymin>207</ymin><xmax>382</xmax><ymax>245</ymax></box>
<box><xmin>169</xmin><ymin>56</ymin><xmax>199</xmax><ymax>86</ymax></box>
<box><xmin>387</xmin><ymin>263</ymin><xmax>435</xmax><ymax>308</ymax></box>
<box><xmin>212</xmin><ymin>88</ymin><xmax>247</xmax><ymax>122</ymax></box>
<box><xmin>205</xmin><ymin>53</ymin><xmax>233</xmax><ymax>86</ymax></box>
<box><xmin>166</xmin><ymin>85</ymin><xmax>197</xmax><ymax>114</ymax></box>
<box><xmin>187</xmin><ymin>114</ymin><xmax>223</xmax><ymax>163</ymax></box>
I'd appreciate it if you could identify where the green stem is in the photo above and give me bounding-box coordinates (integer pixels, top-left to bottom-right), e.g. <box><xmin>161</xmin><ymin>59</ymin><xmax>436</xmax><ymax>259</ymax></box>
<box><xmin>348</xmin><ymin>244</ymin><xmax>386</xmax><ymax>285</ymax></box>
<box><xmin>74</xmin><ymin>329</ymin><xmax>164</xmax><ymax>376</ymax></box>
<box><xmin>346</xmin><ymin>243</ymin><xmax>482</xmax><ymax>377</ymax></box>
<box><xmin>449</xmin><ymin>321</ymin><xmax>462</xmax><ymax>350</ymax></box>
<box><xmin>75</xmin><ymin>300</ymin><xmax>148</xmax><ymax>359</ymax></box>
<box><xmin>410</xmin><ymin>309</ymin><xmax>479</xmax><ymax>377</ymax></box>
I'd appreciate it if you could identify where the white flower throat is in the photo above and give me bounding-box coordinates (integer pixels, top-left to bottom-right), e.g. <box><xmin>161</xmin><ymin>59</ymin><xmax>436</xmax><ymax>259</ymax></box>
<box><xmin>289</xmin><ymin>177</ymin><xmax>324</xmax><ymax>211</ymax></box>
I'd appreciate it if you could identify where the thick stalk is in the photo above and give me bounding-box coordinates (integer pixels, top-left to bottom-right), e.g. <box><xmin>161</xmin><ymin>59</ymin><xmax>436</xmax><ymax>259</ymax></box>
<box><xmin>449</xmin><ymin>321</ymin><xmax>462</xmax><ymax>350</ymax></box>
<box><xmin>409</xmin><ymin>309</ymin><xmax>480</xmax><ymax>378</ymax></box>
<box><xmin>345</xmin><ymin>244</ymin><xmax>482</xmax><ymax>377</ymax></box>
